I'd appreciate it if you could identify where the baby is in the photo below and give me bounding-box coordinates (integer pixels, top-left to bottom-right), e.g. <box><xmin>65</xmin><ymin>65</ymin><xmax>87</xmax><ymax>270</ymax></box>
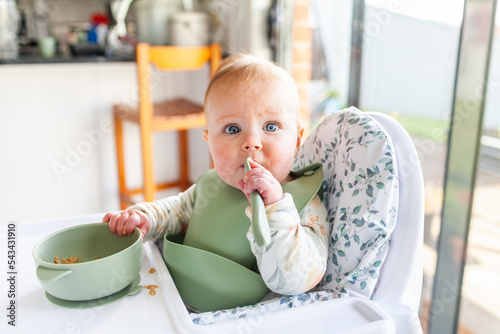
<box><xmin>103</xmin><ymin>54</ymin><xmax>328</xmax><ymax>310</ymax></box>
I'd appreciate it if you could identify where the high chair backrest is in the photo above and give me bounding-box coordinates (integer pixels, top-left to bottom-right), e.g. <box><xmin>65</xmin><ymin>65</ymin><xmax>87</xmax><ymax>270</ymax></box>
<box><xmin>367</xmin><ymin>112</ymin><xmax>424</xmax><ymax>312</ymax></box>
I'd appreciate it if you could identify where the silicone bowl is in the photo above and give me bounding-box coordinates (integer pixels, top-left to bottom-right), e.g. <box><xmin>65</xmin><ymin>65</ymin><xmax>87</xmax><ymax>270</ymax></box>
<box><xmin>33</xmin><ymin>223</ymin><xmax>142</xmax><ymax>301</ymax></box>
<box><xmin>163</xmin><ymin>234</ymin><xmax>269</xmax><ymax>312</ymax></box>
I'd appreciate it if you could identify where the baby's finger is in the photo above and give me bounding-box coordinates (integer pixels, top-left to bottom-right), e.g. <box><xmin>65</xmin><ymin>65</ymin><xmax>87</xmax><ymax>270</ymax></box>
<box><xmin>248</xmin><ymin>161</ymin><xmax>275</xmax><ymax>175</ymax></box>
<box><xmin>108</xmin><ymin>213</ymin><xmax>121</xmax><ymax>234</ymax></box>
<box><xmin>237</xmin><ymin>179</ymin><xmax>252</xmax><ymax>204</ymax></box>
<box><xmin>136</xmin><ymin>210</ymin><xmax>151</xmax><ymax>239</ymax></box>
<box><xmin>244</xmin><ymin>171</ymin><xmax>283</xmax><ymax>205</ymax></box>
<box><xmin>245</xmin><ymin>166</ymin><xmax>275</xmax><ymax>182</ymax></box>
<box><xmin>102</xmin><ymin>212</ymin><xmax>113</xmax><ymax>223</ymax></box>
<box><xmin>123</xmin><ymin>214</ymin><xmax>140</xmax><ymax>236</ymax></box>
<box><xmin>245</xmin><ymin>173</ymin><xmax>276</xmax><ymax>193</ymax></box>
<box><xmin>249</xmin><ymin>160</ymin><xmax>264</xmax><ymax>170</ymax></box>
<box><xmin>246</xmin><ymin>169</ymin><xmax>276</xmax><ymax>182</ymax></box>
<box><xmin>116</xmin><ymin>212</ymin><xmax>130</xmax><ymax>236</ymax></box>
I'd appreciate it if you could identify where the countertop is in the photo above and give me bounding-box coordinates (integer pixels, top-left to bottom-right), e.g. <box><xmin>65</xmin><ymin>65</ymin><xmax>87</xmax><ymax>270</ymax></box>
<box><xmin>0</xmin><ymin>44</ymin><xmax>135</xmax><ymax>65</ymax></box>
<box><xmin>0</xmin><ymin>54</ymin><xmax>134</xmax><ymax>65</ymax></box>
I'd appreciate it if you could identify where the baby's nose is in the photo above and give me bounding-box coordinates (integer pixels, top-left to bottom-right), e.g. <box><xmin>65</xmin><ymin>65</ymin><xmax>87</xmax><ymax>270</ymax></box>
<box><xmin>242</xmin><ymin>135</ymin><xmax>262</xmax><ymax>151</ymax></box>
<box><xmin>242</xmin><ymin>143</ymin><xmax>263</xmax><ymax>151</ymax></box>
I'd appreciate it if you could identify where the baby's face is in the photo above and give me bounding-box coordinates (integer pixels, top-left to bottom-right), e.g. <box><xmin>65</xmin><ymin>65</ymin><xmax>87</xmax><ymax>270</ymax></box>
<box><xmin>203</xmin><ymin>80</ymin><xmax>303</xmax><ymax>189</ymax></box>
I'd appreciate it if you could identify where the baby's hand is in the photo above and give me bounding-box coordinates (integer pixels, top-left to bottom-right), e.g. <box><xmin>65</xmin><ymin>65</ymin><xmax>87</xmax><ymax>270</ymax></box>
<box><xmin>238</xmin><ymin>160</ymin><xmax>283</xmax><ymax>206</ymax></box>
<box><xmin>102</xmin><ymin>209</ymin><xmax>150</xmax><ymax>239</ymax></box>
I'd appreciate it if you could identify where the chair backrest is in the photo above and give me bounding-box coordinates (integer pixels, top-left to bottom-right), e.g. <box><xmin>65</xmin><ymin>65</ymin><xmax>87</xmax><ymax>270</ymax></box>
<box><xmin>135</xmin><ymin>43</ymin><xmax>221</xmax><ymax>119</ymax></box>
<box><xmin>137</xmin><ymin>43</ymin><xmax>221</xmax><ymax>75</ymax></box>
<box><xmin>367</xmin><ymin>112</ymin><xmax>424</xmax><ymax>312</ymax></box>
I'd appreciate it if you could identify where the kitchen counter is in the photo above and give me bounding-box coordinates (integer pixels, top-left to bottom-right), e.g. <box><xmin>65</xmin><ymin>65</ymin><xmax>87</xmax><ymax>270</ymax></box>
<box><xmin>0</xmin><ymin>43</ymin><xmax>135</xmax><ymax>65</ymax></box>
<box><xmin>0</xmin><ymin>54</ymin><xmax>134</xmax><ymax>65</ymax></box>
<box><xmin>0</xmin><ymin>47</ymin><xmax>134</xmax><ymax>65</ymax></box>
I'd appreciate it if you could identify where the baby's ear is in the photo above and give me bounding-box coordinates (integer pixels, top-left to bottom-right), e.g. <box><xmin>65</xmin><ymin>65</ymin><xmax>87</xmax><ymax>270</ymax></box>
<box><xmin>295</xmin><ymin>126</ymin><xmax>304</xmax><ymax>157</ymax></box>
<box><xmin>298</xmin><ymin>126</ymin><xmax>304</xmax><ymax>139</ymax></box>
<box><xmin>202</xmin><ymin>129</ymin><xmax>209</xmax><ymax>142</ymax></box>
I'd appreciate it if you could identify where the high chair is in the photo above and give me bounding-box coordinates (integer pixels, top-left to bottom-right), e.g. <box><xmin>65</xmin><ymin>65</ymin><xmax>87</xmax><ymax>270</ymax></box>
<box><xmin>156</xmin><ymin>111</ymin><xmax>425</xmax><ymax>333</ymax></box>
<box><xmin>113</xmin><ymin>43</ymin><xmax>221</xmax><ymax>209</ymax></box>
<box><xmin>368</xmin><ymin>111</ymin><xmax>424</xmax><ymax>333</ymax></box>
<box><xmin>21</xmin><ymin>110</ymin><xmax>424</xmax><ymax>333</ymax></box>
<box><xmin>209</xmin><ymin>111</ymin><xmax>424</xmax><ymax>333</ymax></box>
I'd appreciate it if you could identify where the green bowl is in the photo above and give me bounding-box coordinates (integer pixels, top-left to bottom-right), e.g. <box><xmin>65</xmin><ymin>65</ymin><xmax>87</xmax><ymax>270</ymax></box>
<box><xmin>33</xmin><ymin>223</ymin><xmax>142</xmax><ymax>301</ymax></box>
<box><xmin>163</xmin><ymin>234</ymin><xmax>269</xmax><ymax>312</ymax></box>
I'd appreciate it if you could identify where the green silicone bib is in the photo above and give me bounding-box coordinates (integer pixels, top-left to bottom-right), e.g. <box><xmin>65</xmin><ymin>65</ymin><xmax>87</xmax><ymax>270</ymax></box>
<box><xmin>184</xmin><ymin>163</ymin><xmax>324</xmax><ymax>268</ymax></box>
<box><xmin>162</xmin><ymin>163</ymin><xmax>324</xmax><ymax>312</ymax></box>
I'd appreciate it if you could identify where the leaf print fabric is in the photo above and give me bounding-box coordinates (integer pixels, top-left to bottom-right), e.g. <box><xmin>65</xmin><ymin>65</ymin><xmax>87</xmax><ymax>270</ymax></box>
<box><xmin>295</xmin><ymin>107</ymin><xmax>398</xmax><ymax>297</ymax></box>
<box><xmin>190</xmin><ymin>107</ymin><xmax>399</xmax><ymax>324</ymax></box>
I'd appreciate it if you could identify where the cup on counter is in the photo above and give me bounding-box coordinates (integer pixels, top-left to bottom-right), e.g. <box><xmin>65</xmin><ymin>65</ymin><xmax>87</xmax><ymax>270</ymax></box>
<box><xmin>39</xmin><ymin>36</ymin><xmax>57</xmax><ymax>58</ymax></box>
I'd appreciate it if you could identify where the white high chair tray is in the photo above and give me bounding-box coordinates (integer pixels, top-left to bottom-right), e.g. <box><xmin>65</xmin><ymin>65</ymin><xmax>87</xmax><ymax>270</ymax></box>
<box><xmin>2</xmin><ymin>213</ymin><xmax>395</xmax><ymax>333</ymax></box>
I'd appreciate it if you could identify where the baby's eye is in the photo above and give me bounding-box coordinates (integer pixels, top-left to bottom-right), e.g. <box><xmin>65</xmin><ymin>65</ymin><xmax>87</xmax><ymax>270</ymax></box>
<box><xmin>224</xmin><ymin>125</ymin><xmax>240</xmax><ymax>134</ymax></box>
<box><xmin>263</xmin><ymin>122</ymin><xmax>279</xmax><ymax>132</ymax></box>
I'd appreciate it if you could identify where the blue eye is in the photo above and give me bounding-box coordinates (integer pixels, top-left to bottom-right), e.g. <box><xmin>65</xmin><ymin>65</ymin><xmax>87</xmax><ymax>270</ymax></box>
<box><xmin>264</xmin><ymin>123</ymin><xmax>278</xmax><ymax>132</ymax></box>
<box><xmin>224</xmin><ymin>125</ymin><xmax>240</xmax><ymax>134</ymax></box>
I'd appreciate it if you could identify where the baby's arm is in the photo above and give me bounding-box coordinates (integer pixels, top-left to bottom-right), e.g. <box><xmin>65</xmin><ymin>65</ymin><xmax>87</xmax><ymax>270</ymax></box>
<box><xmin>103</xmin><ymin>184</ymin><xmax>196</xmax><ymax>242</ymax></box>
<box><xmin>246</xmin><ymin>194</ymin><xmax>329</xmax><ymax>295</ymax></box>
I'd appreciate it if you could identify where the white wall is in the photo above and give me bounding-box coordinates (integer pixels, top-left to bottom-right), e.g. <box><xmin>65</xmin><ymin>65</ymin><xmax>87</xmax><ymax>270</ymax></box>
<box><xmin>0</xmin><ymin>62</ymin><xmax>211</xmax><ymax>223</ymax></box>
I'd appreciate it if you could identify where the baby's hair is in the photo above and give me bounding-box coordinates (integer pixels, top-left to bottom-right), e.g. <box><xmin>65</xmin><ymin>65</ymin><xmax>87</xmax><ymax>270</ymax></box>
<box><xmin>204</xmin><ymin>54</ymin><xmax>301</xmax><ymax>123</ymax></box>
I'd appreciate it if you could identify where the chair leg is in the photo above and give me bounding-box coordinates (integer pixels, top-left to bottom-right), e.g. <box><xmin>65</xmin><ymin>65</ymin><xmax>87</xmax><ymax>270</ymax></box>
<box><xmin>141</xmin><ymin>128</ymin><xmax>155</xmax><ymax>202</ymax></box>
<box><xmin>179</xmin><ymin>130</ymin><xmax>189</xmax><ymax>190</ymax></box>
<box><xmin>114</xmin><ymin>115</ymin><xmax>128</xmax><ymax>210</ymax></box>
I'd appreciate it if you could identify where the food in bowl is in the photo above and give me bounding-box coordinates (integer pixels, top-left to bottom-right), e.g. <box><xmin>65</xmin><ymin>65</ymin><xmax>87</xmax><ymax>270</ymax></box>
<box><xmin>54</xmin><ymin>256</ymin><xmax>81</xmax><ymax>264</ymax></box>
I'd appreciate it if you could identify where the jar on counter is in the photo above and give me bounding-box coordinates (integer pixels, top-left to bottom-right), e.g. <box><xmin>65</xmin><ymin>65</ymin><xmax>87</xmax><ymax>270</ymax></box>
<box><xmin>170</xmin><ymin>11</ymin><xmax>211</xmax><ymax>47</ymax></box>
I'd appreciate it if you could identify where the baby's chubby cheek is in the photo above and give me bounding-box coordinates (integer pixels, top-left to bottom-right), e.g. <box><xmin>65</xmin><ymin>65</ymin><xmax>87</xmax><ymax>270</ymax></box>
<box><xmin>210</xmin><ymin>149</ymin><xmax>242</xmax><ymax>187</ymax></box>
<box><xmin>211</xmin><ymin>147</ymin><xmax>229</xmax><ymax>170</ymax></box>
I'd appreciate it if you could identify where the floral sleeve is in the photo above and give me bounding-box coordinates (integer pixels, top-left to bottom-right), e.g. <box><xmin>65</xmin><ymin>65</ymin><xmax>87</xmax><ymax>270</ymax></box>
<box><xmin>246</xmin><ymin>193</ymin><xmax>329</xmax><ymax>295</ymax></box>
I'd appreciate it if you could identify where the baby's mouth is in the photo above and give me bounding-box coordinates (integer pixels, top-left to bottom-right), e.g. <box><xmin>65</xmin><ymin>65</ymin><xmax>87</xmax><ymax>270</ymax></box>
<box><xmin>247</xmin><ymin>157</ymin><xmax>261</xmax><ymax>164</ymax></box>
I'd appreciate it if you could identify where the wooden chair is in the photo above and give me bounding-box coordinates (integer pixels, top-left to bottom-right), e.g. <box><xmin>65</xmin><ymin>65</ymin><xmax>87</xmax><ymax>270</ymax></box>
<box><xmin>113</xmin><ymin>43</ymin><xmax>221</xmax><ymax>209</ymax></box>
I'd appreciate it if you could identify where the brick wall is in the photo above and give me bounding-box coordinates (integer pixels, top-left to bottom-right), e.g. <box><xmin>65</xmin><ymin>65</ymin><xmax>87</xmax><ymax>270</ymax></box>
<box><xmin>292</xmin><ymin>0</ymin><xmax>312</xmax><ymax>131</ymax></box>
